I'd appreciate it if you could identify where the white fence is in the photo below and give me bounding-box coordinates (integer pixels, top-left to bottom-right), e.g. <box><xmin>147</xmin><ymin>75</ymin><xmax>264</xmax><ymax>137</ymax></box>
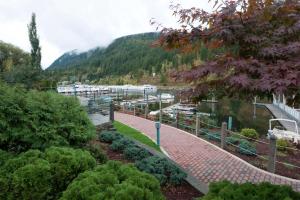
<box><xmin>273</xmin><ymin>101</ymin><xmax>300</xmax><ymax>122</ymax></box>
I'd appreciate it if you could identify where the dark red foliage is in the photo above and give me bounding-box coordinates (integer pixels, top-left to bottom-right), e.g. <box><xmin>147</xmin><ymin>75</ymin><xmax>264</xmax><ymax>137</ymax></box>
<box><xmin>156</xmin><ymin>0</ymin><xmax>300</xmax><ymax>99</ymax></box>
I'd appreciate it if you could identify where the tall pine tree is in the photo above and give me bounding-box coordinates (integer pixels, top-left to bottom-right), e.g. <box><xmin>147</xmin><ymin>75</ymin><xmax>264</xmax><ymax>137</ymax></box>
<box><xmin>28</xmin><ymin>13</ymin><xmax>41</xmax><ymax>70</ymax></box>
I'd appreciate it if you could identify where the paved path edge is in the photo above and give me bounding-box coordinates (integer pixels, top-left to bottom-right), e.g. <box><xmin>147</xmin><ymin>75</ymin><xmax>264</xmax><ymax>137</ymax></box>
<box><xmin>116</xmin><ymin>112</ymin><xmax>300</xmax><ymax>185</ymax></box>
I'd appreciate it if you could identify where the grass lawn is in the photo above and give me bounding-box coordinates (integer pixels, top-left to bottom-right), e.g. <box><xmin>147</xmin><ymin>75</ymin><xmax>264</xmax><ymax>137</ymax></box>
<box><xmin>113</xmin><ymin>121</ymin><xmax>161</xmax><ymax>152</ymax></box>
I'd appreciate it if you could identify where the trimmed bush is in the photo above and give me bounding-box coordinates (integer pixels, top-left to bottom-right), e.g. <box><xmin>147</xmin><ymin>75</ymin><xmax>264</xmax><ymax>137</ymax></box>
<box><xmin>99</xmin><ymin>131</ymin><xmax>123</xmax><ymax>143</ymax></box>
<box><xmin>60</xmin><ymin>161</ymin><xmax>165</xmax><ymax>200</ymax></box>
<box><xmin>0</xmin><ymin>147</ymin><xmax>96</xmax><ymax>199</ymax></box>
<box><xmin>241</xmin><ymin>128</ymin><xmax>259</xmax><ymax>139</ymax></box>
<box><xmin>277</xmin><ymin>139</ymin><xmax>290</xmax><ymax>152</ymax></box>
<box><xmin>0</xmin><ymin>83</ymin><xmax>95</xmax><ymax>152</ymax></box>
<box><xmin>124</xmin><ymin>145</ymin><xmax>151</xmax><ymax>161</ymax></box>
<box><xmin>110</xmin><ymin>137</ymin><xmax>134</xmax><ymax>151</ymax></box>
<box><xmin>135</xmin><ymin>156</ymin><xmax>187</xmax><ymax>185</ymax></box>
<box><xmin>199</xmin><ymin>180</ymin><xmax>300</xmax><ymax>200</ymax></box>
<box><xmin>238</xmin><ymin>139</ymin><xmax>256</xmax><ymax>156</ymax></box>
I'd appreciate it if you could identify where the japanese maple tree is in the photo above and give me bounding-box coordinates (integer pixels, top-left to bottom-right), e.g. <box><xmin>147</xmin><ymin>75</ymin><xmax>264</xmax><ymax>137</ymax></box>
<box><xmin>156</xmin><ymin>0</ymin><xmax>300</xmax><ymax>103</ymax></box>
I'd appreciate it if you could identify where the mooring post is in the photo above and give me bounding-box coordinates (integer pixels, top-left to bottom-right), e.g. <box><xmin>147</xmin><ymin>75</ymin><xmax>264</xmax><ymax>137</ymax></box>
<box><xmin>155</xmin><ymin>122</ymin><xmax>161</xmax><ymax>146</ymax></box>
<box><xmin>196</xmin><ymin>113</ymin><xmax>200</xmax><ymax>136</ymax></box>
<box><xmin>268</xmin><ymin>131</ymin><xmax>277</xmax><ymax>173</ymax></box>
<box><xmin>221</xmin><ymin>122</ymin><xmax>227</xmax><ymax>149</ymax></box>
<box><xmin>109</xmin><ymin>102</ymin><xmax>114</xmax><ymax>122</ymax></box>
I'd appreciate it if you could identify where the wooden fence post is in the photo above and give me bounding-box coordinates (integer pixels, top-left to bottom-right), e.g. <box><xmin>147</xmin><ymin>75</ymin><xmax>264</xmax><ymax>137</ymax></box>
<box><xmin>221</xmin><ymin>122</ymin><xmax>227</xmax><ymax>149</ymax></box>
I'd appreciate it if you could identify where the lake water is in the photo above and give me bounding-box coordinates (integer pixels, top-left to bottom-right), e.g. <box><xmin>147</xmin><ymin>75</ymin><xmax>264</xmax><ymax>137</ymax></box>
<box><xmin>197</xmin><ymin>98</ymin><xmax>274</xmax><ymax>136</ymax></box>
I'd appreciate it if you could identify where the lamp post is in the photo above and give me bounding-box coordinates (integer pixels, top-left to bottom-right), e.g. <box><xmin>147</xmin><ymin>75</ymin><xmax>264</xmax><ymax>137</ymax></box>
<box><xmin>155</xmin><ymin>121</ymin><xmax>161</xmax><ymax>146</ymax></box>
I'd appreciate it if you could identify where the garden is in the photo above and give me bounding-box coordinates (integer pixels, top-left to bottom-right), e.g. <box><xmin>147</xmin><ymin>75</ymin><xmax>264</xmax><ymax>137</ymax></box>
<box><xmin>1</xmin><ymin>82</ymin><xmax>300</xmax><ymax>200</ymax></box>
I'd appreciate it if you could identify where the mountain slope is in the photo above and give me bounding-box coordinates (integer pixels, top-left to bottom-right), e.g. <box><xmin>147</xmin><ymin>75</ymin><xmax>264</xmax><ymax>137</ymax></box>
<box><xmin>47</xmin><ymin>32</ymin><xmax>204</xmax><ymax>83</ymax></box>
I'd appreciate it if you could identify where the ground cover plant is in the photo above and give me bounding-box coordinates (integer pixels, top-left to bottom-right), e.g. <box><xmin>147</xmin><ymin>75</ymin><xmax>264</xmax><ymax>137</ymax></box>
<box><xmin>99</xmin><ymin>130</ymin><xmax>187</xmax><ymax>186</ymax></box>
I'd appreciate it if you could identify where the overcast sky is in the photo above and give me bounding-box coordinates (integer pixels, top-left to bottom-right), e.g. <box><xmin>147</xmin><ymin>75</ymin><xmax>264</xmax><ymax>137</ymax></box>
<box><xmin>0</xmin><ymin>0</ymin><xmax>211</xmax><ymax>69</ymax></box>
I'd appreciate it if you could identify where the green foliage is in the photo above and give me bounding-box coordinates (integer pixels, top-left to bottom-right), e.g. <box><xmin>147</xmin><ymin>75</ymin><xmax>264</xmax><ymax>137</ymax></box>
<box><xmin>99</xmin><ymin>131</ymin><xmax>123</xmax><ymax>143</ymax></box>
<box><xmin>205</xmin><ymin>132</ymin><xmax>221</xmax><ymax>142</ymax></box>
<box><xmin>47</xmin><ymin>32</ymin><xmax>201</xmax><ymax>84</ymax></box>
<box><xmin>238</xmin><ymin>139</ymin><xmax>256</xmax><ymax>156</ymax></box>
<box><xmin>0</xmin><ymin>149</ymin><xmax>12</xmax><ymax>167</ymax></box>
<box><xmin>199</xmin><ymin>180</ymin><xmax>300</xmax><ymax>200</ymax></box>
<box><xmin>84</xmin><ymin>143</ymin><xmax>107</xmax><ymax>164</ymax></box>
<box><xmin>113</xmin><ymin>121</ymin><xmax>161</xmax><ymax>152</ymax></box>
<box><xmin>277</xmin><ymin>139</ymin><xmax>290</xmax><ymax>152</ymax></box>
<box><xmin>28</xmin><ymin>13</ymin><xmax>41</xmax><ymax>70</ymax></box>
<box><xmin>135</xmin><ymin>156</ymin><xmax>187</xmax><ymax>186</ymax></box>
<box><xmin>60</xmin><ymin>161</ymin><xmax>165</xmax><ymax>200</ymax></box>
<box><xmin>0</xmin><ymin>83</ymin><xmax>95</xmax><ymax>152</ymax></box>
<box><xmin>240</xmin><ymin>128</ymin><xmax>259</xmax><ymax>139</ymax></box>
<box><xmin>123</xmin><ymin>145</ymin><xmax>151</xmax><ymax>161</ymax></box>
<box><xmin>226</xmin><ymin>135</ymin><xmax>242</xmax><ymax>145</ymax></box>
<box><xmin>0</xmin><ymin>147</ymin><xmax>96</xmax><ymax>200</ymax></box>
<box><xmin>110</xmin><ymin>137</ymin><xmax>135</xmax><ymax>151</ymax></box>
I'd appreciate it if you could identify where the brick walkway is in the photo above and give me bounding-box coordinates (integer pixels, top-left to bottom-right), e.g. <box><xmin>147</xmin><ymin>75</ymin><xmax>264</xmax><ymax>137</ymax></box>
<box><xmin>115</xmin><ymin>112</ymin><xmax>300</xmax><ymax>191</ymax></box>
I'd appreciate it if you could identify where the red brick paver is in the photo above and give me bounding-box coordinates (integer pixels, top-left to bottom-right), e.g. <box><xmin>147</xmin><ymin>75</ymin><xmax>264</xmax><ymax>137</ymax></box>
<box><xmin>115</xmin><ymin>112</ymin><xmax>300</xmax><ymax>191</ymax></box>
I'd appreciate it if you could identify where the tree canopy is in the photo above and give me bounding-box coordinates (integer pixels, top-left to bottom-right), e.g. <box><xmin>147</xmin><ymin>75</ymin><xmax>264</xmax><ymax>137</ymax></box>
<box><xmin>0</xmin><ymin>82</ymin><xmax>95</xmax><ymax>152</ymax></box>
<box><xmin>157</xmin><ymin>0</ymin><xmax>300</xmax><ymax>100</ymax></box>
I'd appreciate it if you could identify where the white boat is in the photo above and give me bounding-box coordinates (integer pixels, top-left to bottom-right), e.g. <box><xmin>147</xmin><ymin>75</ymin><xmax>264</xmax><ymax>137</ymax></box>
<box><xmin>268</xmin><ymin>119</ymin><xmax>300</xmax><ymax>143</ymax></box>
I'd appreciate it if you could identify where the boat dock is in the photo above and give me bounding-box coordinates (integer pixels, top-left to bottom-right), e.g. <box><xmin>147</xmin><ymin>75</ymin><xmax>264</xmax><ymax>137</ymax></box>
<box><xmin>256</xmin><ymin>103</ymin><xmax>300</xmax><ymax>132</ymax></box>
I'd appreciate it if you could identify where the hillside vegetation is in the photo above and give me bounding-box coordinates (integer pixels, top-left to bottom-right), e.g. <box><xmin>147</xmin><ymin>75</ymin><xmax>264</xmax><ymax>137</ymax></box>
<box><xmin>48</xmin><ymin>32</ymin><xmax>216</xmax><ymax>85</ymax></box>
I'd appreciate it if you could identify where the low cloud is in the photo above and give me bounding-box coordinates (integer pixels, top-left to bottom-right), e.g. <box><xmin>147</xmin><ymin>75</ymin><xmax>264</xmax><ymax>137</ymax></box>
<box><xmin>0</xmin><ymin>0</ymin><xmax>211</xmax><ymax>69</ymax></box>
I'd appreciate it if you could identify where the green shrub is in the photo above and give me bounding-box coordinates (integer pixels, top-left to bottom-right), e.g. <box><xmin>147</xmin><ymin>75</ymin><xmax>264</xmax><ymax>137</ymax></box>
<box><xmin>205</xmin><ymin>132</ymin><xmax>221</xmax><ymax>142</ymax></box>
<box><xmin>199</xmin><ymin>180</ymin><xmax>300</xmax><ymax>200</ymax></box>
<box><xmin>0</xmin><ymin>83</ymin><xmax>95</xmax><ymax>152</ymax></box>
<box><xmin>124</xmin><ymin>145</ymin><xmax>151</xmax><ymax>161</ymax></box>
<box><xmin>277</xmin><ymin>139</ymin><xmax>290</xmax><ymax>151</ymax></box>
<box><xmin>238</xmin><ymin>139</ymin><xmax>256</xmax><ymax>156</ymax></box>
<box><xmin>110</xmin><ymin>137</ymin><xmax>134</xmax><ymax>151</ymax></box>
<box><xmin>99</xmin><ymin>131</ymin><xmax>124</xmax><ymax>143</ymax></box>
<box><xmin>60</xmin><ymin>161</ymin><xmax>165</xmax><ymax>200</ymax></box>
<box><xmin>0</xmin><ymin>149</ymin><xmax>13</xmax><ymax>167</ymax></box>
<box><xmin>0</xmin><ymin>147</ymin><xmax>96</xmax><ymax>199</ymax></box>
<box><xmin>135</xmin><ymin>156</ymin><xmax>187</xmax><ymax>185</ymax></box>
<box><xmin>226</xmin><ymin>136</ymin><xmax>242</xmax><ymax>145</ymax></box>
<box><xmin>84</xmin><ymin>144</ymin><xmax>107</xmax><ymax>164</ymax></box>
<box><xmin>241</xmin><ymin>128</ymin><xmax>259</xmax><ymax>139</ymax></box>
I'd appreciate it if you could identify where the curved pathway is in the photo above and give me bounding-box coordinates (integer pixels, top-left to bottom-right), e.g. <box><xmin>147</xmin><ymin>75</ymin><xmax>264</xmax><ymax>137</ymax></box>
<box><xmin>115</xmin><ymin>112</ymin><xmax>300</xmax><ymax>192</ymax></box>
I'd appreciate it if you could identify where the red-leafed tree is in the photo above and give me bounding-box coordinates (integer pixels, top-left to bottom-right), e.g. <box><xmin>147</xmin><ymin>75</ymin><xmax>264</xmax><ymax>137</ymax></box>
<box><xmin>155</xmin><ymin>0</ymin><xmax>300</xmax><ymax>104</ymax></box>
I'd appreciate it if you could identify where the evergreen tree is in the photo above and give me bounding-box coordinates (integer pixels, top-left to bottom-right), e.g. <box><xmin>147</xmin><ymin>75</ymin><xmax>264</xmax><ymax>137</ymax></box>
<box><xmin>28</xmin><ymin>13</ymin><xmax>41</xmax><ymax>70</ymax></box>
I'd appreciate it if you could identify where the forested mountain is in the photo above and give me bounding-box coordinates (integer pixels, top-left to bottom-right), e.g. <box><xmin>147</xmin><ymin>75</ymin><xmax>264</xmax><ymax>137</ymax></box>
<box><xmin>47</xmin><ymin>32</ymin><xmax>212</xmax><ymax>84</ymax></box>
